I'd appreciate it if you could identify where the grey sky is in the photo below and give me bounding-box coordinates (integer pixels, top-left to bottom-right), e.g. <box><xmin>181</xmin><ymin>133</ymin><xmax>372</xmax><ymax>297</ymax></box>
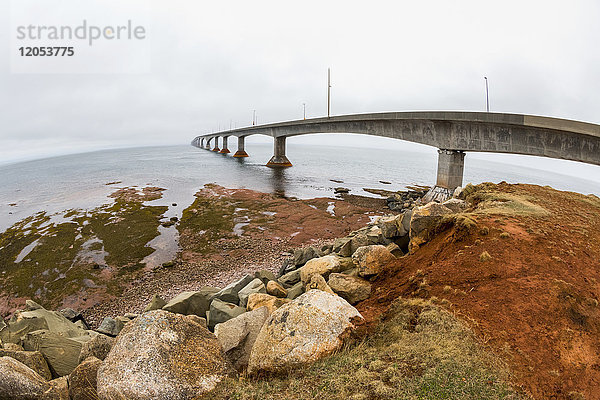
<box><xmin>1</xmin><ymin>0</ymin><xmax>599</xmax><ymax>180</ymax></box>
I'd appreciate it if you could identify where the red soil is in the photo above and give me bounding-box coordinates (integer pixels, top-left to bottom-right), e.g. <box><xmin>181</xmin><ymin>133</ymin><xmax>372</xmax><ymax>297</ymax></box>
<box><xmin>358</xmin><ymin>183</ymin><xmax>600</xmax><ymax>399</ymax></box>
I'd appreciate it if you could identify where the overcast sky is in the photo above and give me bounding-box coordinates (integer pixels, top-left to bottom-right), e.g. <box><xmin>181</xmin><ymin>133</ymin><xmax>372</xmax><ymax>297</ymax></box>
<box><xmin>1</xmin><ymin>0</ymin><xmax>600</xmax><ymax>178</ymax></box>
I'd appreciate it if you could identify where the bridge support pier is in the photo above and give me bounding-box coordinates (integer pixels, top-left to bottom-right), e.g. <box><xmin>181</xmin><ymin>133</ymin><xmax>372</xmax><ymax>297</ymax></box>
<box><xmin>205</xmin><ymin>138</ymin><xmax>211</xmax><ymax>149</ymax></box>
<box><xmin>423</xmin><ymin>149</ymin><xmax>465</xmax><ymax>203</ymax></box>
<box><xmin>219</xmin><ymin>136</ymin><xmax>231</xmax><ymax>154</ymax></box>
<box><xmin>199</xmin><ymin>138</ymin><xmax>204</xmax><ymax>148</ymax></box>
<box><xmin>266</xmin><ymin>136</ymin><xmax>292</xmax><ymax>167</ymax></box>
<box><xmin>212</xmin><ymin>137</ymin><xmax>220</xmax><ymax>152</ymax></box>
<box><xmin>233</xmin><ymin>136</ymin><xmax>249</xmax><ymax>157</ymax></box>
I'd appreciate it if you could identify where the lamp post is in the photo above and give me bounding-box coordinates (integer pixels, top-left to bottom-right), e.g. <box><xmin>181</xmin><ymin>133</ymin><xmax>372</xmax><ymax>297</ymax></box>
<box><xmin>303</xmin><ymin>102</ymin><xmax>306</xmax><ymax>120</ymax></box>
<box><xmin>252</xmin><ymin>110</ymin><xmax>256</xmax><ymax>126</ymax></box>
<box><xmin>327</xmin><ymin>68</ymin><xmax>331</xmax><ymax>118</ymax></box>
<box><xmin>484</xmin><ymin>76</ymin><xmax>490</xmax><ymax>112</ymax></box>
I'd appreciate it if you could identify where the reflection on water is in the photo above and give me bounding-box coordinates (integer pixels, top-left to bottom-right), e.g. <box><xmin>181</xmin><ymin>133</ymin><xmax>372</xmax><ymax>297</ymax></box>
<box><xmin>268</xmin><ymin>167</ymin><xmax>288</xmax><ymax>197</ymax></box>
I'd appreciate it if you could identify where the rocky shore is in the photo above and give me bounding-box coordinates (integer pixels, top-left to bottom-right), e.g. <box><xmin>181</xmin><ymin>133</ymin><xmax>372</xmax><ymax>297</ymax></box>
<box><xmin>0</xmin><ymin>184</ymin><xmax>522</xmax><ymax>399</ymax></box>
<box><xmin>3</xmin><ymin>182</ymin><xmax>600</xmax><ymax>399</ymax></box>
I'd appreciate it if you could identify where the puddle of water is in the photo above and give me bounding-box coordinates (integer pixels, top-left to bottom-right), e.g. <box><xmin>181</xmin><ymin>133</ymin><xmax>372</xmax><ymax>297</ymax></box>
<box><xmin>326</xmin><ymin>201</ymin><xmax>336</xmax><ymax>216</ymax></box>
<box><xmin>308</xmin><ymin>204</ymin><xmax>317</xmax><ymax>209</ymax></box>
<box><xmin>14</xmin><ymin>239</ymin><xmax>40</xmax><ymax>263</ymax></box>
<box><xmin>262</xmin><ymin>211</ymin><xmax>276</xmax><ymax>216</ymax></box>
<box><xmin>233</xmin><ymin>215</ymin><xmax>250</xmax><ymax>236</ymax></box>
<box><xmin>74</xmin><ymin>237</ymin><xmax>108</xmax><ymax>266</ymax></box>
<box><xmin>142</xmin><ymin>225</ymin><xmax>181</xmax><ymax>270</ymax></box>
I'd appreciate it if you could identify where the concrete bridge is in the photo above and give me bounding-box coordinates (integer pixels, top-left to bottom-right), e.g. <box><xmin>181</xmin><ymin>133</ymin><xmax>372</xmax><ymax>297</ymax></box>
<box><xmin>192</xmin><ymin>111</ymin><xmax>600</xmax><ymax>200</ymax></box>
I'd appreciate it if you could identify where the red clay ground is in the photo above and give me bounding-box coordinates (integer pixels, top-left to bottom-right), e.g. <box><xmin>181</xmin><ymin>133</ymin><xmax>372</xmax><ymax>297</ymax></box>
<box><xmin>358</xmin><ymin>183</ymin><xmax>600</xmax><ymax>400</ymax></box>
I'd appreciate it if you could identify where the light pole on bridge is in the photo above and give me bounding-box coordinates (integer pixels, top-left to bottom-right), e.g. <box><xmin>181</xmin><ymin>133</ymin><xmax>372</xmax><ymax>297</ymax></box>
<box><xmin>303</xmin><ymin>102</ymin><xmax>306</xmax><ymax>120</ymax></box>
<box><xmin>484</xmin><ymin>76</ymin><xmax>490</xmax><ymax>112</ymax></box>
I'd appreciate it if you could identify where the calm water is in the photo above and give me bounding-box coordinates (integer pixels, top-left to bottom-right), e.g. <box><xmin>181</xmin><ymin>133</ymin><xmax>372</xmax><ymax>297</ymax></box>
<box><xmin>1</xmin><ymin>142</ymin><xmax>600</xmax><ymax>233</ymax></box>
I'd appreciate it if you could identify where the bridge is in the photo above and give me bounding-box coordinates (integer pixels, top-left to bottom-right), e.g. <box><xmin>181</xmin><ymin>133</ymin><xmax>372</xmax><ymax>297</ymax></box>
<box><xmin>192</xmin><ymin>111</ymin><xmax>600</xmax><ymax>201</ymax></box>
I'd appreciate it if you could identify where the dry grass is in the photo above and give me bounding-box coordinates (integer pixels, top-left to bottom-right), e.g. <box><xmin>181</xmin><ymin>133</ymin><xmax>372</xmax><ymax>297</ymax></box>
<box><xmin>466</xmin><ymin>185</ymin><xmax>549</xmax><ymax>217</ymax></box>
<box><xmin>202</xmin><ymin>298</ymin><xmax>522</xmax><ymax>400</ymax></box>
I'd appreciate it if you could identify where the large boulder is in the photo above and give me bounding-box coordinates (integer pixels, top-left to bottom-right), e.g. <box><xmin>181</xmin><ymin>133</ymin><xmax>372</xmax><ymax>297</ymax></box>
<box><xmin>214</xmin><ymin>307</ymin><xmax>270</xmax><ymax>371</ymax></box>
<box><xmin>352</xmin><ymin>245</ymin><xmax>396</xmax><ymax>278</ymax></box>
<box><xmin>208</xmin><ymin>299</ymin><xmax>246</xmax><ymax>331</ymax></box>
<box><xmin>97</xmin><ymin>310</ymin><xmax>230</xmax><ymax>400</ymax></box>
<box><xmin>247</xmin><ymin>293</ymin><xmax>290</xmax><ymax>314</ymax></box>
<box><xmin>0</xmin><ymin>356</ymin><xmax>50</xmax><ymax>399</ymax></box>
<box><xmin>238</xmin><ymin>279</ymin><xmax>266</xmax><ymax>308</ymax></box>
<box><xmin>247</xmin><ymin>290</ymin><xmax>364</xmax><ymax>375</ymax></box>
<box><xmin>212</xmin><ymin>274</ymin><xmax>254</xmax><ymax>305</ymax></box>
<box><xmin>409</xmin><ymin>202</ymin><xmax>453</xmax><ymax>241</ymax></box>
<box><xmin>78</xmin><ymin>333</ymin><xmax>114</xmax><ymax>362</ymax></box>
<box><xmin>69</xmin><ymin>356</ymin><xmax>102</xmax><ymax>400</ymax></box>
<box><xmin>0</xmin><ymin>307</ymin><xmax>87</xmax><ymax>344</ymax></box>
<box><xmin>299</xmin><ymin>255</ymin><xmax>343</xmax><ymax>285</ymax></box>
<box><xmin>328</xmin><ymin>273</ymin><xmax>372</xmax><ymax>305</ymax></box>
<box><xmin>22</xmin><ymin>330</ymin><xmax>93</xmax><ymax>377</ymax></box>
<box><xmin>162</xmin><ymin>287</ymin><xmax>219</xmax><ymax>317</ymax></box>
<box><xmin>0</xmin><ymin>348</ymin><xmax>52</xmax><ymax>380</ymax></box>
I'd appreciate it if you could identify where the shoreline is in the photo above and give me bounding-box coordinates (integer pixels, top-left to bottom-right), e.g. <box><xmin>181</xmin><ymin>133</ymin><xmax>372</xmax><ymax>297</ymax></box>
<box><xmin>0</xmin><ymin>183</ymin><xmax>407</xmax><ymax>325</ymax></box>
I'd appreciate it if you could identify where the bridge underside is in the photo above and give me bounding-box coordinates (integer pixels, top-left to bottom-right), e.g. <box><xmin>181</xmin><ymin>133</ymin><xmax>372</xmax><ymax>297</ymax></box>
<box><xmin>192</xmin><ymin>112</ymin><xmax>600</xmax><ymax>201</ymax></box>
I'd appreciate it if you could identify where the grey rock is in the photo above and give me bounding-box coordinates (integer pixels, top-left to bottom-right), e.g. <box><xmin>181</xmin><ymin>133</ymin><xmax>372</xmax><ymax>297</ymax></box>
<box><xmin>238</xmin><ymin>279</ymin><xmax>266</xmax><ymax>308</ymax></box>
<box><xmin>293</xmin><ymin>246</ymin><xmax>319</xmax><ymax>266</ymax></box>
<box><xmin>208</xmin><ymin>299</ymin><xmax>246</xmax><ymax>331</ymax></box>
<box><xmin>332</xmin><ymin>237</ymin><xmax>353</xmax><ymax>257</ymax></box>
<box><xmin>144</xmin><ymin>294</ymin><xmax>167</xmax><ymax>312</ymax></box>
<box><xmin>96</xmin><ymin>317</ymin><xmax>123</xmax><ymax>337</ymax></box>
<box><xmin>254</xmin><ymin>269</ymin><xmax>277</xmax><ymax>285</ymax></box>
<box><xmin>24</xmin><ymin>300</ymin><xmax>44</xmax><ymax>311</ymax></box>
<box><xmin>22</xmin><ymin>330</ymin><xmax>93</xmax><ymax>377</ymax></box>
<box><xmin>214</xmin><ymin>306</ymin><xmax>270</xmax><ymax>371</ymax></box>
<box><xmin>0</xmin><ymin>308</ymin><xmax>88</xmax><ymax>345</ymax></box>
<box><xmin>212</xmin><ymin>274</ymin><xmax>254</xmax><ymax>305</ymax></box>
<box><xmin>286</xmin><ymin>282</ymin><xmax>304</xmax><ymax>300</ymax></box>
<box><xmin>162</xmin><ymin>287</ymin><xmax>219</xmax><ymax>318</ymax></box>
<box><xmin>278</xmin><ymin>269</ymin><xmax>301</xmax><ymax>288</ymax></box>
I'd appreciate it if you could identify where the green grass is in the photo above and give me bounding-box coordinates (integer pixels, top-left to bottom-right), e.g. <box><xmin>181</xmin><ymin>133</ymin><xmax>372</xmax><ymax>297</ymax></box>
<box><xmin>203</xmin><ymin>298</ymin><xmax>522</xmax><ymax>400</ymax></box>
<box><xmin>177</xmin><ymin>186</ymin><xmax>273</xmax><ymax>255</ymax></box>
<box><xmin>0</xmin><ymin>193</ymin><xmax>167</xmax><ymax>310</ymax></box>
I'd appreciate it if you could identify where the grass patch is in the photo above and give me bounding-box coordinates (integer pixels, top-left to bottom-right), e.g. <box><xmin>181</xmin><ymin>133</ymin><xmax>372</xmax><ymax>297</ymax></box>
<box><xmin>466</xmin><ymin>185</ymin><xmax>549</xmax><ymax>217</ymax></box>
<box><xmin>204</xmin><ymin>298</ymin><xmax>521</xmax><ymax>400</ymax></box>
